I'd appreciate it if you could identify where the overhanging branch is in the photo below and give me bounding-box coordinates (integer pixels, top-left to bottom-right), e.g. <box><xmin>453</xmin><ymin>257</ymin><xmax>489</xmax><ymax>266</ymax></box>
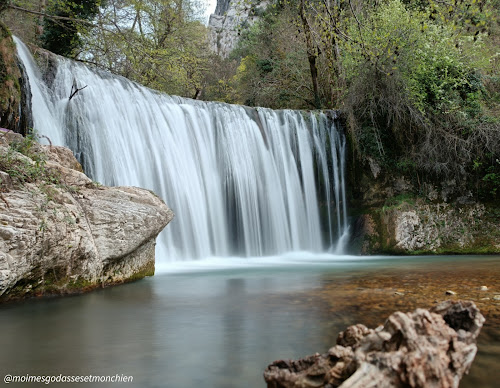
<box><xmin>8</xmin><ymin>4</ymin><xmax>94</xmax><ymax>26</ymax></box>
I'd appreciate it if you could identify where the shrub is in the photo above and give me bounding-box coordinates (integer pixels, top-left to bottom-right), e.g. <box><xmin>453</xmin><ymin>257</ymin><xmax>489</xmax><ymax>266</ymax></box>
<box><xmin>343</xmin><ymin>0</ymin><xmax>500</xmax><ymax>199</ymax></box>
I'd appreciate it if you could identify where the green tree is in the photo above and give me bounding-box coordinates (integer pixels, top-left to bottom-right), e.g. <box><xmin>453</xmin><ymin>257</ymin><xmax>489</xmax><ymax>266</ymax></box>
<box><xmin>2</xmin><ymin>0</ymin><xmax>211</xmax><ymax>98</ymax></box>
<box><xmin>79</xmin><ymin>0</ymin><xmax>211</xmax><ymax>97</ymax></box>
<box><xmin>41</xmin><ymin>0</ymin><xmax>100</xmax><ymax>56</ymax></box>
<box><xmin>230</xmin><ymin>1</ymin><xmax>324</xmax><ymax>108</ymax></box>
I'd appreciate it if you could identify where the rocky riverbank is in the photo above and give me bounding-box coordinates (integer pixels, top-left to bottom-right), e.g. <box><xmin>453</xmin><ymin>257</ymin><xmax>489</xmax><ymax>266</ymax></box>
<box><xmin>0</xmin><ymin>131</ymin><xmax>173</xmax><ymax>301</ymax></box>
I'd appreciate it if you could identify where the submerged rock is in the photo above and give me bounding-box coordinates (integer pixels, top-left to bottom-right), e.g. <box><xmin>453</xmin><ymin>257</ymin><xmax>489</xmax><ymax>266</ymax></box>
<box><xmin>0</xmin><ymin>132</ymin><xmax>174</xmax><ymax>300</ymax></box>
<box><xmin>264</xmin><ymin>300</ymin><xmax>484</xmax><ymax>388</ymax></box>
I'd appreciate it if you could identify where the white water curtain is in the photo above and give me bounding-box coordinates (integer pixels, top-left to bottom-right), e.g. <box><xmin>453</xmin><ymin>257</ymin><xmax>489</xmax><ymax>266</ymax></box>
<box><xmin>15</xmin><ymin>37</ymin><xmax>348</xmax><ymax>261</ymax></box>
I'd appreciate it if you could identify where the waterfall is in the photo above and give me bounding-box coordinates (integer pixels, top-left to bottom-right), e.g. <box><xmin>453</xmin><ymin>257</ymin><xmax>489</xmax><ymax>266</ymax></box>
<box><xmin>14</xmin><ymin>37</ymin><xmax>349</xmax><ymax>261</ymax></box>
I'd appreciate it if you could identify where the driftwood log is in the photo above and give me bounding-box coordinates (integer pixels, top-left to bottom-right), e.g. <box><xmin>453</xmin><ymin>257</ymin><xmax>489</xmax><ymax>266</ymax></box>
<box><xmin>264</xmin><ymin>300</ymin><xmax>484</xmax><ymax>388</ymax></box>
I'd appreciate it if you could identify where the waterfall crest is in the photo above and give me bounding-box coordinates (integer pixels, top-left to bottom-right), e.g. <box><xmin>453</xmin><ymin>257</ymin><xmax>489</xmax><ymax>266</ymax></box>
<box><xmin>15</xmin><ymin>37</ymin><xmax>349</xmax><ymax>261</ymax></box>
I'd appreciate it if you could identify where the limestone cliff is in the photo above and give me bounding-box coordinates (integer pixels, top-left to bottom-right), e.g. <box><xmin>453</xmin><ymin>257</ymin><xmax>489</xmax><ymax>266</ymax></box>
<box><xmin>208</xmin><ymin>0</ymin><xmax>268</xmax><ymax>57</ymax></box>
<box><xmin>0</xmin><ymin>131</ymin><xmax>174</xmax><ymax>301</ymax></box>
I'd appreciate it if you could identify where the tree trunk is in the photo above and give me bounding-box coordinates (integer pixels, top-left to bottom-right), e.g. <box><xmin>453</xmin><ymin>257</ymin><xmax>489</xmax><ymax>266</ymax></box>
<box><xmin>299</xmin><ymin>0</ymin><xmax>321</xmax><ymax>109</ymax></box>
<box><xmin>36</xmin><ymin>0</ymin><xmax>46</xmax><ymax>39</ymax></box>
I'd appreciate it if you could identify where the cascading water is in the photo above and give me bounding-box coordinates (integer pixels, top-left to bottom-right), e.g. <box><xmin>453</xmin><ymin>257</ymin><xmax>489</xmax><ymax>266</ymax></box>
<box><xmin>14</xmin><ymin>37</ymin><xmax>349</xmax><ymax>262</ymax></box>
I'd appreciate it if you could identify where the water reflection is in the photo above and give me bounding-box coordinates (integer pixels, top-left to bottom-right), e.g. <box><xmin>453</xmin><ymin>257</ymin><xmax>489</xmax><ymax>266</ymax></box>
<box><xmin>220</xmin><ymin>278</ymin><xmax>246</xmax><ymax>385</ymax></box>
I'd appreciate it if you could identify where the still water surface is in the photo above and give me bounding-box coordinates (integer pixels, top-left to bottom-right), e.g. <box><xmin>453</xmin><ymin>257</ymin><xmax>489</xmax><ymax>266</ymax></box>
<box><xmin>0</xmin><ymin>255</ymin><xmax>499</xmax><ymax>387</ymax></box>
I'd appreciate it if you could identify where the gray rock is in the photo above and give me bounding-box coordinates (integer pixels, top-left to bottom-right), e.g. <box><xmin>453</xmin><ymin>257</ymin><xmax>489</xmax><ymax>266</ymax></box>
<box><xmin>372</xmin><ymin>200</ymin><xmax>498</xmax><ymax>254</ymax></box>
<box><xmin>0</xmin><ymin>139</ymin><xmax>173</xmax><ymax>300</ymax></box>
<box><xmin>367</xmin><ymin>157</ymin><xmax>381</xmax><ymax>179</ymax></box>
<box><xmin>264</xmin><ymin>300</ymin><xmax>484</xmax><ymax>388</ymax></box>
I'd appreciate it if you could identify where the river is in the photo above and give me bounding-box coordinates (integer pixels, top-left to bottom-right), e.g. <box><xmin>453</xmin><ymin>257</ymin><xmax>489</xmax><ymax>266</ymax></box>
<box><xmin>1</xmin><ymin>254</ymin><xmax>498</xmax><ymax>387</ymax></box>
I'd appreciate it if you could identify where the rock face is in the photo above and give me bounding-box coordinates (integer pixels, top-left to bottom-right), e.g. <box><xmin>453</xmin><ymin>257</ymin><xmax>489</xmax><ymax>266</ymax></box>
<box><xmin>0</xmin><ymin>24</ymin><xmax>19</xmax><ymax>130</ymax></box>
<box><xmin>264</xmin><ymin>300</ymin><xmax>484</xmax><ymax>388</ymax></box>
<box><xmin>208</xmin><ymin>0</ymin><xmax>268</xmax><ymax>57</ymax></box>
<box><xmin>0</xmin><ymin>131</ymin><xmax>173</xmax><ymax>301</ymax></box>
<box><xmin>348</xmin><ymin>160</ymin><xmax>500</xmax><ymax>254</ymax></box>
<box><xmin>351</xmin><ymin>199</ymin><xmax>499</xmax><ymax>255</ymax></box>
<box><xmin>0</xmin><ymin>23</ymin><xmax>32</xmax><ymax>135</ymax></box>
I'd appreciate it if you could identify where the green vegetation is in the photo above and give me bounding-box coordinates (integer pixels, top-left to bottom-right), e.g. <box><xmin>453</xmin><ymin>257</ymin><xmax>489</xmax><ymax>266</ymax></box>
<box><xmin>1</xmin><ymin>0</ymin><xmax>499</xmax><ymax>201</ymax></box>
<box><xmin>40</xmin><ymin>0</ymin><xmax>100</xmax><ymax>56</ymax></box>
<box><xmin>6</xmin><ymin>273</ymin><xmax>95</xmax><ymax>300</ymax></box>
<box><xmin>381</xmin><ymin>194</ymin><xmax>417</xmax><ymax>212</ymax></box>
<box><xmin>0</xmin><ymin>132</ymin><xmax>56</xmax><ymax>184</ymax></box>
<box><xmin>229</xmin><ymin>0</ymin><xmax>500</xmax><ymax>201</ymax></box>
<box><xmin>79</xmin><ymin>0</ymin><xmax>210</xmax><ymax>97</ymax></box>
<box><xmin>2</xmin><ymin>0</ymin><xmax>211</xmax><ymax>97</ymax></box>
<box><xmin>341</xmin><ymin>0</ymin><xmax>500</xmax><ymax>200</ymax></box>
<box><xmin>228</xmin><ymin>4</ymin><xmax>312</xmax><ymax>108</ymax></box>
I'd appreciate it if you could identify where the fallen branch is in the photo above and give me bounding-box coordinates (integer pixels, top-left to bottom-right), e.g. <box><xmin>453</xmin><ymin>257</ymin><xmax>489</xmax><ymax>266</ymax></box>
<box><xmin>69</xmin><ymin>79</ymin><xmax>88</xmax><ymax>101</ymax></box>
<box><xmin>38</xmin><ymin>134</ymin><xmax>52</xmax><ymax>147</ymax></box>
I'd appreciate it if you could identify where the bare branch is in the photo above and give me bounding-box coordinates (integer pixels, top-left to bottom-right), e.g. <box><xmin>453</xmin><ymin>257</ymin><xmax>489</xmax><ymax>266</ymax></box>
<box><xmin>8</xmin><ymin>4</ymin><xmax>94</xmax><ymax>26</ymax></box>
<box><xmin>69</xmin><ymin>79</ymin><xmax>88</xmax><ymax>101</ymax></box>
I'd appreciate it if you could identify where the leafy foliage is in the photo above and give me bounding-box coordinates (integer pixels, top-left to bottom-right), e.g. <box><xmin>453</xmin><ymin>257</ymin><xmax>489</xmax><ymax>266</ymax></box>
<box><xmin>341</xmin><ymin>0</ymin><xmax>499</xmax><ymax>199</ymax></box>
<box><xmin>229</xmin><ymin>3</ymin><xmax>322</xmax><ymax>108</ymax></box>
<box><xmin>3</xmin><ymin>0</ymin><xmax>211</xmax><ymax>98</ymax></box>
<box><xmin>0</xmin><ymin>0</ymin><xmax>9</xmax><ymax>14</ymax></box>
<box><xmin>41</xmin><ymin>0</ymin><xmax>100</xmax><ymax>56</ymax></box>
<box><xmin>230</xmin><ymin>0</ymin><xmax>499</xmax><ymax>199</ymax></box>
<box><xmin>78</xmin><ymin>0</ymin><xmax>210</xmax><ymax>97</ymax></box>
<box><xmin>0</xmin><ymin>133</ymin><xmax>49</xmax><ymax>183</ymax></box>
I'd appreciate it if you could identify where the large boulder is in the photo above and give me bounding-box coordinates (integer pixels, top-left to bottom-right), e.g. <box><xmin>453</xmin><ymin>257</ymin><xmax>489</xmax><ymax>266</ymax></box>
<box><xmin>0</xmin><ymin>132</ymin><xmax>173</xmax><ymax>300</ymax></box>
<box><xmin>264</xmin><ymin>300</ymin><xmax>484</xmax><ymax>388</ymax></box>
